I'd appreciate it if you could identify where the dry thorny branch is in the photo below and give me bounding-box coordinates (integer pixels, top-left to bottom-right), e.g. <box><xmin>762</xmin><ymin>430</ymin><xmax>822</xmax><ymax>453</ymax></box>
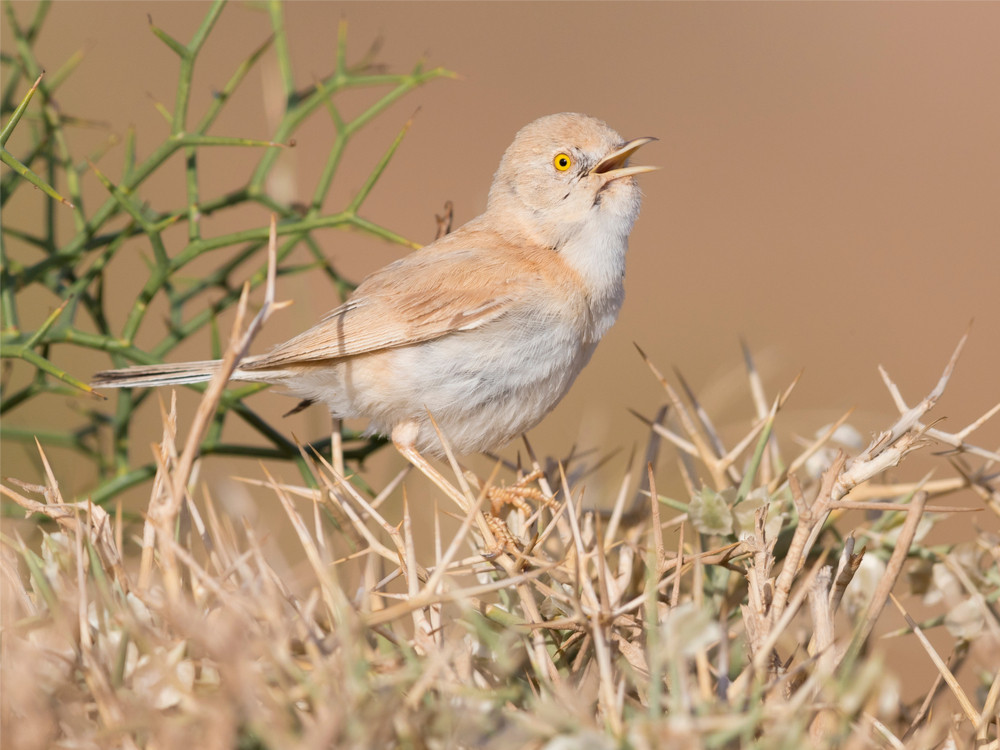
<box><xmin>3</xmin><ymin>267</ymin><xmax>998</xmax><ymax>748</ymax></box>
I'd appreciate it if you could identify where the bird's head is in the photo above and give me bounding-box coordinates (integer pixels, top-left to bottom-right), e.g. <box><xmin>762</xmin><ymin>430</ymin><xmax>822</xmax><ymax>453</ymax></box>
<box><xmin>486</xmin><ymin>113</ymin><xmax>657</xmax><ymax>249</ymax></box>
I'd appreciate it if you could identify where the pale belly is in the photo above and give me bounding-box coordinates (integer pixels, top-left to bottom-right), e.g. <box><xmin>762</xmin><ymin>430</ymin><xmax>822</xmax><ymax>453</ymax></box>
<box><xmin>282</xmin><ymin>317</ymin><xmax>597</xmax><ymax>455</ymax></box>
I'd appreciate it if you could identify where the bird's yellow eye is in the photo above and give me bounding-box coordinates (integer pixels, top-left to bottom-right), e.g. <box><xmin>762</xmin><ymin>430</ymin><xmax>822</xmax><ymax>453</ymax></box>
<box><xmin>553</xmin><ymin>153</ymin><xmax>572</xmax><ymax>171</ymax></box>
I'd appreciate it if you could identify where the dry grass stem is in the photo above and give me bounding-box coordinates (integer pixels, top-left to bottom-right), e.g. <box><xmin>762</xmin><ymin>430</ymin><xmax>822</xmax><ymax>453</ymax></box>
<box><xmin>5</xmin><ymin>327</ymin><xmax>997</xmax><ymax>748</ymax></box>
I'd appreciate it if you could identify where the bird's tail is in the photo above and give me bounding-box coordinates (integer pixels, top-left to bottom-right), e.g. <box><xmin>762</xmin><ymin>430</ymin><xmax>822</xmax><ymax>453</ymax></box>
<box><xmin>91</xmin><ymin>360</ymin><xmax>225</xmax><ymax>389</ymax></box>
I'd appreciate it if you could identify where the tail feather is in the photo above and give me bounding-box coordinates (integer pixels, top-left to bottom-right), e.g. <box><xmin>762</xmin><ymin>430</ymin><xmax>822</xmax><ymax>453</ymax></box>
<box><xmin>91</xmin><ymin>360</ymin><xmax>223</xmax><ymax>389</ymax></box>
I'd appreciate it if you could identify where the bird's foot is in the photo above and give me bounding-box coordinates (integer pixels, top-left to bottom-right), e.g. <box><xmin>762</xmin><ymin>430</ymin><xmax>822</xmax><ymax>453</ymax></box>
<box><xmin>484</xmin><ymin>469</ymin><xmax>555</xmax><ymax>516</ymax></box>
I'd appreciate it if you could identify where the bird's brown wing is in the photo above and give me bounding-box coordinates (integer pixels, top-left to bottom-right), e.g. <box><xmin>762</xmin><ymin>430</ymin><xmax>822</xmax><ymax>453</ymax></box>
<box><xmin>242</xmin><ymin>244</ymin><xmax>526</xmax><ymax>371</ymax></box>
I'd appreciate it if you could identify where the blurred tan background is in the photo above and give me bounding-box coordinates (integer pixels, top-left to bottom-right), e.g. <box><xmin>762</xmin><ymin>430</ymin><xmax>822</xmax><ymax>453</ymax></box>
<box><xmin>4</xmin><ymin>1</ymin><xmax>998</xmax><ymax>489</ymax></box>
<box><xmin>4</xmin><ymin>2</ymin><xmax>1000</xmax><ymax>489</ymax></box>
<box><xmin>3</xmin><ymin>0</ymin><xmax>999</xmax><ymax>705</ymax></box>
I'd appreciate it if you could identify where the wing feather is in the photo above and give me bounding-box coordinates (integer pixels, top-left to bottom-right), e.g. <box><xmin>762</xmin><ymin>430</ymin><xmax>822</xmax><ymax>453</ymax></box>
<box><xmin>243</xmin><ymin>237</ymin><xmax>530</xmax><ymax>371</ymax></box>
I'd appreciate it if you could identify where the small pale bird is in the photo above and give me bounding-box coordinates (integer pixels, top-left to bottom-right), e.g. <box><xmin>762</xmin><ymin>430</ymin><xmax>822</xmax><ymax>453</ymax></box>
<box><xmin>92</xmin><ymin>113</ymin><xmax>656</xmax><ymax>458</ymax></box>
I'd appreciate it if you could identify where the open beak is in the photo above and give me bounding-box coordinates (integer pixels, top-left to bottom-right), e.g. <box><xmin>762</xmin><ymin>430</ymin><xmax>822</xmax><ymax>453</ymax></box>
<box><xmin>591</xmin><ymin>136</ymin><xmax>658</xmax><ymax>180</ymax></box>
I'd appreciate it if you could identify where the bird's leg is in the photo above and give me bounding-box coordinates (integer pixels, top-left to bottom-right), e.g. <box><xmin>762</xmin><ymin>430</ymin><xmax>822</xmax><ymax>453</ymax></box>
<box><xmin>391</xmin><ymin>421</ymin><xmax>473</xmax><ymax>512</ymax></box>
<box><xmin>391</xmin><ymin>422</ymin><xmax>507</xmax><ymax>556</ymax></box>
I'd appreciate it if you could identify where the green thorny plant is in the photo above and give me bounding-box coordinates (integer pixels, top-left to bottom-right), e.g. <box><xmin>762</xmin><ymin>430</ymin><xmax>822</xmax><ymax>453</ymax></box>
<box><xmin>0</xmin><ymin>1</ymin><xmax>454</xmax><ymax>506</ymax></box>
